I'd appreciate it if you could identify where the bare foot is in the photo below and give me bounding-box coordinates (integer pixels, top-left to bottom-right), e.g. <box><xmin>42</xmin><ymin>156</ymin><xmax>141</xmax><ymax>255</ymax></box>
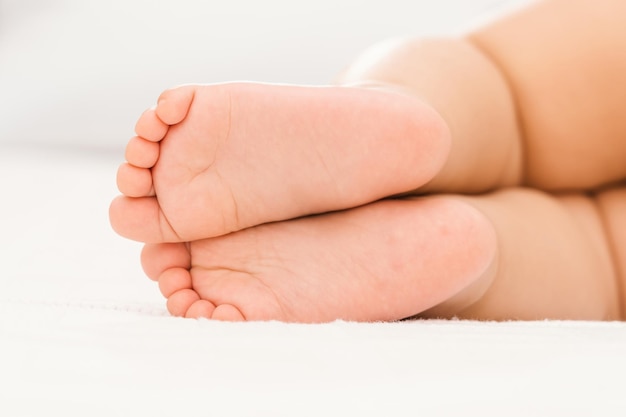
<box><xmin>110</xmin><ymin>82</ymin><xmax>450</xmax><ymax>243</ymax></box>
<box><xmin>140</xmin><ymin>197</ymin><xmax>496</xmax><ymax>323</ymax></box>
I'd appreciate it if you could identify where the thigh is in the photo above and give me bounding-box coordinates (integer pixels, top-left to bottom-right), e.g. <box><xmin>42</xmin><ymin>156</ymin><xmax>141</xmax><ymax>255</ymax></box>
<box><xmin>595</xmin><ymin>186</ymin><xmax>626</xmax><ymax>318</ymax></box>
<box><xmin>336</xmin><ymin>37</ymin><xmax>523</xmax><ymax>193</ymax></box>
<box><xmin>422</xmin><ymin>188</ymin><xmax>622</xmax><ymax>320</ymax></box>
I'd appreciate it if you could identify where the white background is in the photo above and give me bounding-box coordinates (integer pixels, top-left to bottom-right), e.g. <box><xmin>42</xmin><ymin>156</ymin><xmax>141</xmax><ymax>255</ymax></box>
<box><xmin>1</xmin><ymin>0</ymin><xmax>525</xmax><ymax>149</ymax></box>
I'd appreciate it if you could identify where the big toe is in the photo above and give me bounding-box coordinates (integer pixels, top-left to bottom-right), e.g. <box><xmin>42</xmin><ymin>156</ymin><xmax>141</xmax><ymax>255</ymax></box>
<box><xmin>141</xmin><ymin>242</ymin><xmax>191</xmax><ymax>280</ymax></box>
<box><xmin>109</xmin><ymin>195</ymin><xmax>182</xmax><ymax>243</ymax></box>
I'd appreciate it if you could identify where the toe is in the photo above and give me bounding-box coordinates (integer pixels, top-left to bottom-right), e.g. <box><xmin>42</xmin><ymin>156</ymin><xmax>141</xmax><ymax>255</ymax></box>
<box><xmin>109</xmin><ymin>195</ymin><xmax>182</xmax><ymax>243</ymax></box>
<box><xmin>116</xmin><ymin>163</ymin><xmax>154</xmax><ymax>197</ymax></box>
<box><xmin>185</xmin><ymin>300</ymin><xmax>217</xmax><ymax>319</ymax></box>
<box><xmin>125</xmin><ymin>136</ymin><xmax>160</xmax><ymax>168</ymax></box>
<box><xmin>135</xmin><ymin>107</ymin><xmax>169</xmax><ymax>142</ymax></box>
<box><xmin>158</xmin><ymin>267</ymin><xmax>193</xmax><ymax>297</ymax></box>
<box><xmin>211</xmin><ymin>304</ymin><xmax>246</xmax><ymax>321</ymax></box>
<box><xmin>155</xmin><ymin>85</ymin><xmax>197</xmax><ymax>125</ymax></box>
<box><xmin>141</xmin><ymin>243</ymin><xmax>191</xmax><ymax>280</ymax></box>
<box><xmin>166</xmin><ymin>289</ymin><xmax>200</xmax><ymax>317</ymax></box>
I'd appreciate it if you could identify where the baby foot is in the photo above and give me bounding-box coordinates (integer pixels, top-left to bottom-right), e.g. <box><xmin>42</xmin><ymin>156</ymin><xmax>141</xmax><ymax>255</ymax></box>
<box><xmin>140</xmin><ymin>197</ymin><xmax>496</xmax><ymax>323</ymax></box>
<box><xmin>110</xmin><ymin>82</ymin><xmax>450</xmax><ymax>243</ymax></box>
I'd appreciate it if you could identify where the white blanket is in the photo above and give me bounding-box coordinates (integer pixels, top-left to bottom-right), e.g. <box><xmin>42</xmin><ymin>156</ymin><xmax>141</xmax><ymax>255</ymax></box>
<box><xmin>2</xmin><ymin>146</ymin><xmax>625</xmax><ymax>417</ymax></box>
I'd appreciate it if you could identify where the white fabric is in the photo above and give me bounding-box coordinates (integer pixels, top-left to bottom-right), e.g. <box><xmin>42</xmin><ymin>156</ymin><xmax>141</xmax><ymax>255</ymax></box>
<box><xmin>1</xmin><ymin>146</ymin><xmax>626</xmax><ymax>417</ymax></box>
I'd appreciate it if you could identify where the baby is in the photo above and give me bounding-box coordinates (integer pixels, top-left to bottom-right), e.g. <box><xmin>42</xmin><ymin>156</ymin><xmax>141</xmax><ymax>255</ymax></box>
<box><xmin>109</xmin><ymin>0</ymin><xmax>626</xmax><ymax>322</ymax></box>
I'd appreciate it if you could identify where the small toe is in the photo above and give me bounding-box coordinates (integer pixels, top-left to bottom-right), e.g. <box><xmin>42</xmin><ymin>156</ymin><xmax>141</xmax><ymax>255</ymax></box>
<box><xmin>156</xmin><ymin>85</ymin><xmax>196</xmax><ymax>125</ymax></box>
<box><xmin>135</xmin><ymin>107</ymin><xmax>169</xmax><ymax>142</ymax></box>
<box><xmin>158</xmin><ymin>267</ymin><xmax>193</xmax><ymax>297</ymax></box>
<box><xmin>185</xmin><ymin>300</ymin><xmax>217</xmax><ymax>319</ymax></box>
<box><xmin>167</xmin><ymin>289</ymin><xmax>200</xmax><ymax>317</ymax></box>
<box><xmin>125</xmin><ymin>136</ymin><xmax>160</xmax><ymax>168</ymax></box>
<box><xmin>211</xmin><ymin>304</ymin><xmax>246</xmax><ymax>321</ymax></box>
<box><xmin>116</xmin><ymin>163</ymin><xmax>154</xmax><ymax>197</ymax></box>
<box><xmin>141</xmin><ymin>243</ymin><xmax>191</xmax><ymax>280</ymax></box>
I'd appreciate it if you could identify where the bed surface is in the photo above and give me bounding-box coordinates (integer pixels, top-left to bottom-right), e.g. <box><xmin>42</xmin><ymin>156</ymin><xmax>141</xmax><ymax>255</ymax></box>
<box><xmin>2</xmin><ymin>145</ymin><xmax>626</xmax><ymax>416</ymax></box>
<box><xmin>2</xmin><ymin>1</ymin><xmax>626</xmax><ymax>415</ymax></box>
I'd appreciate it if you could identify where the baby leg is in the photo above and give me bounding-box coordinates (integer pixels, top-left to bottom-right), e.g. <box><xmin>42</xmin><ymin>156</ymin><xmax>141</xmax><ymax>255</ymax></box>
<box><xmin>141</xmin><ymin>196</ymin><xmax>496</xmax><ymax>322</ymax></box>
<box><xmin>426</xmin><ymin>188</ymin><xmax>621</xmax><ymax>320</ymax></box>
<box><xmin>143</xmin><ymin>188</ymin><xmax>622</xmax><ymax>322</ymax></box>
